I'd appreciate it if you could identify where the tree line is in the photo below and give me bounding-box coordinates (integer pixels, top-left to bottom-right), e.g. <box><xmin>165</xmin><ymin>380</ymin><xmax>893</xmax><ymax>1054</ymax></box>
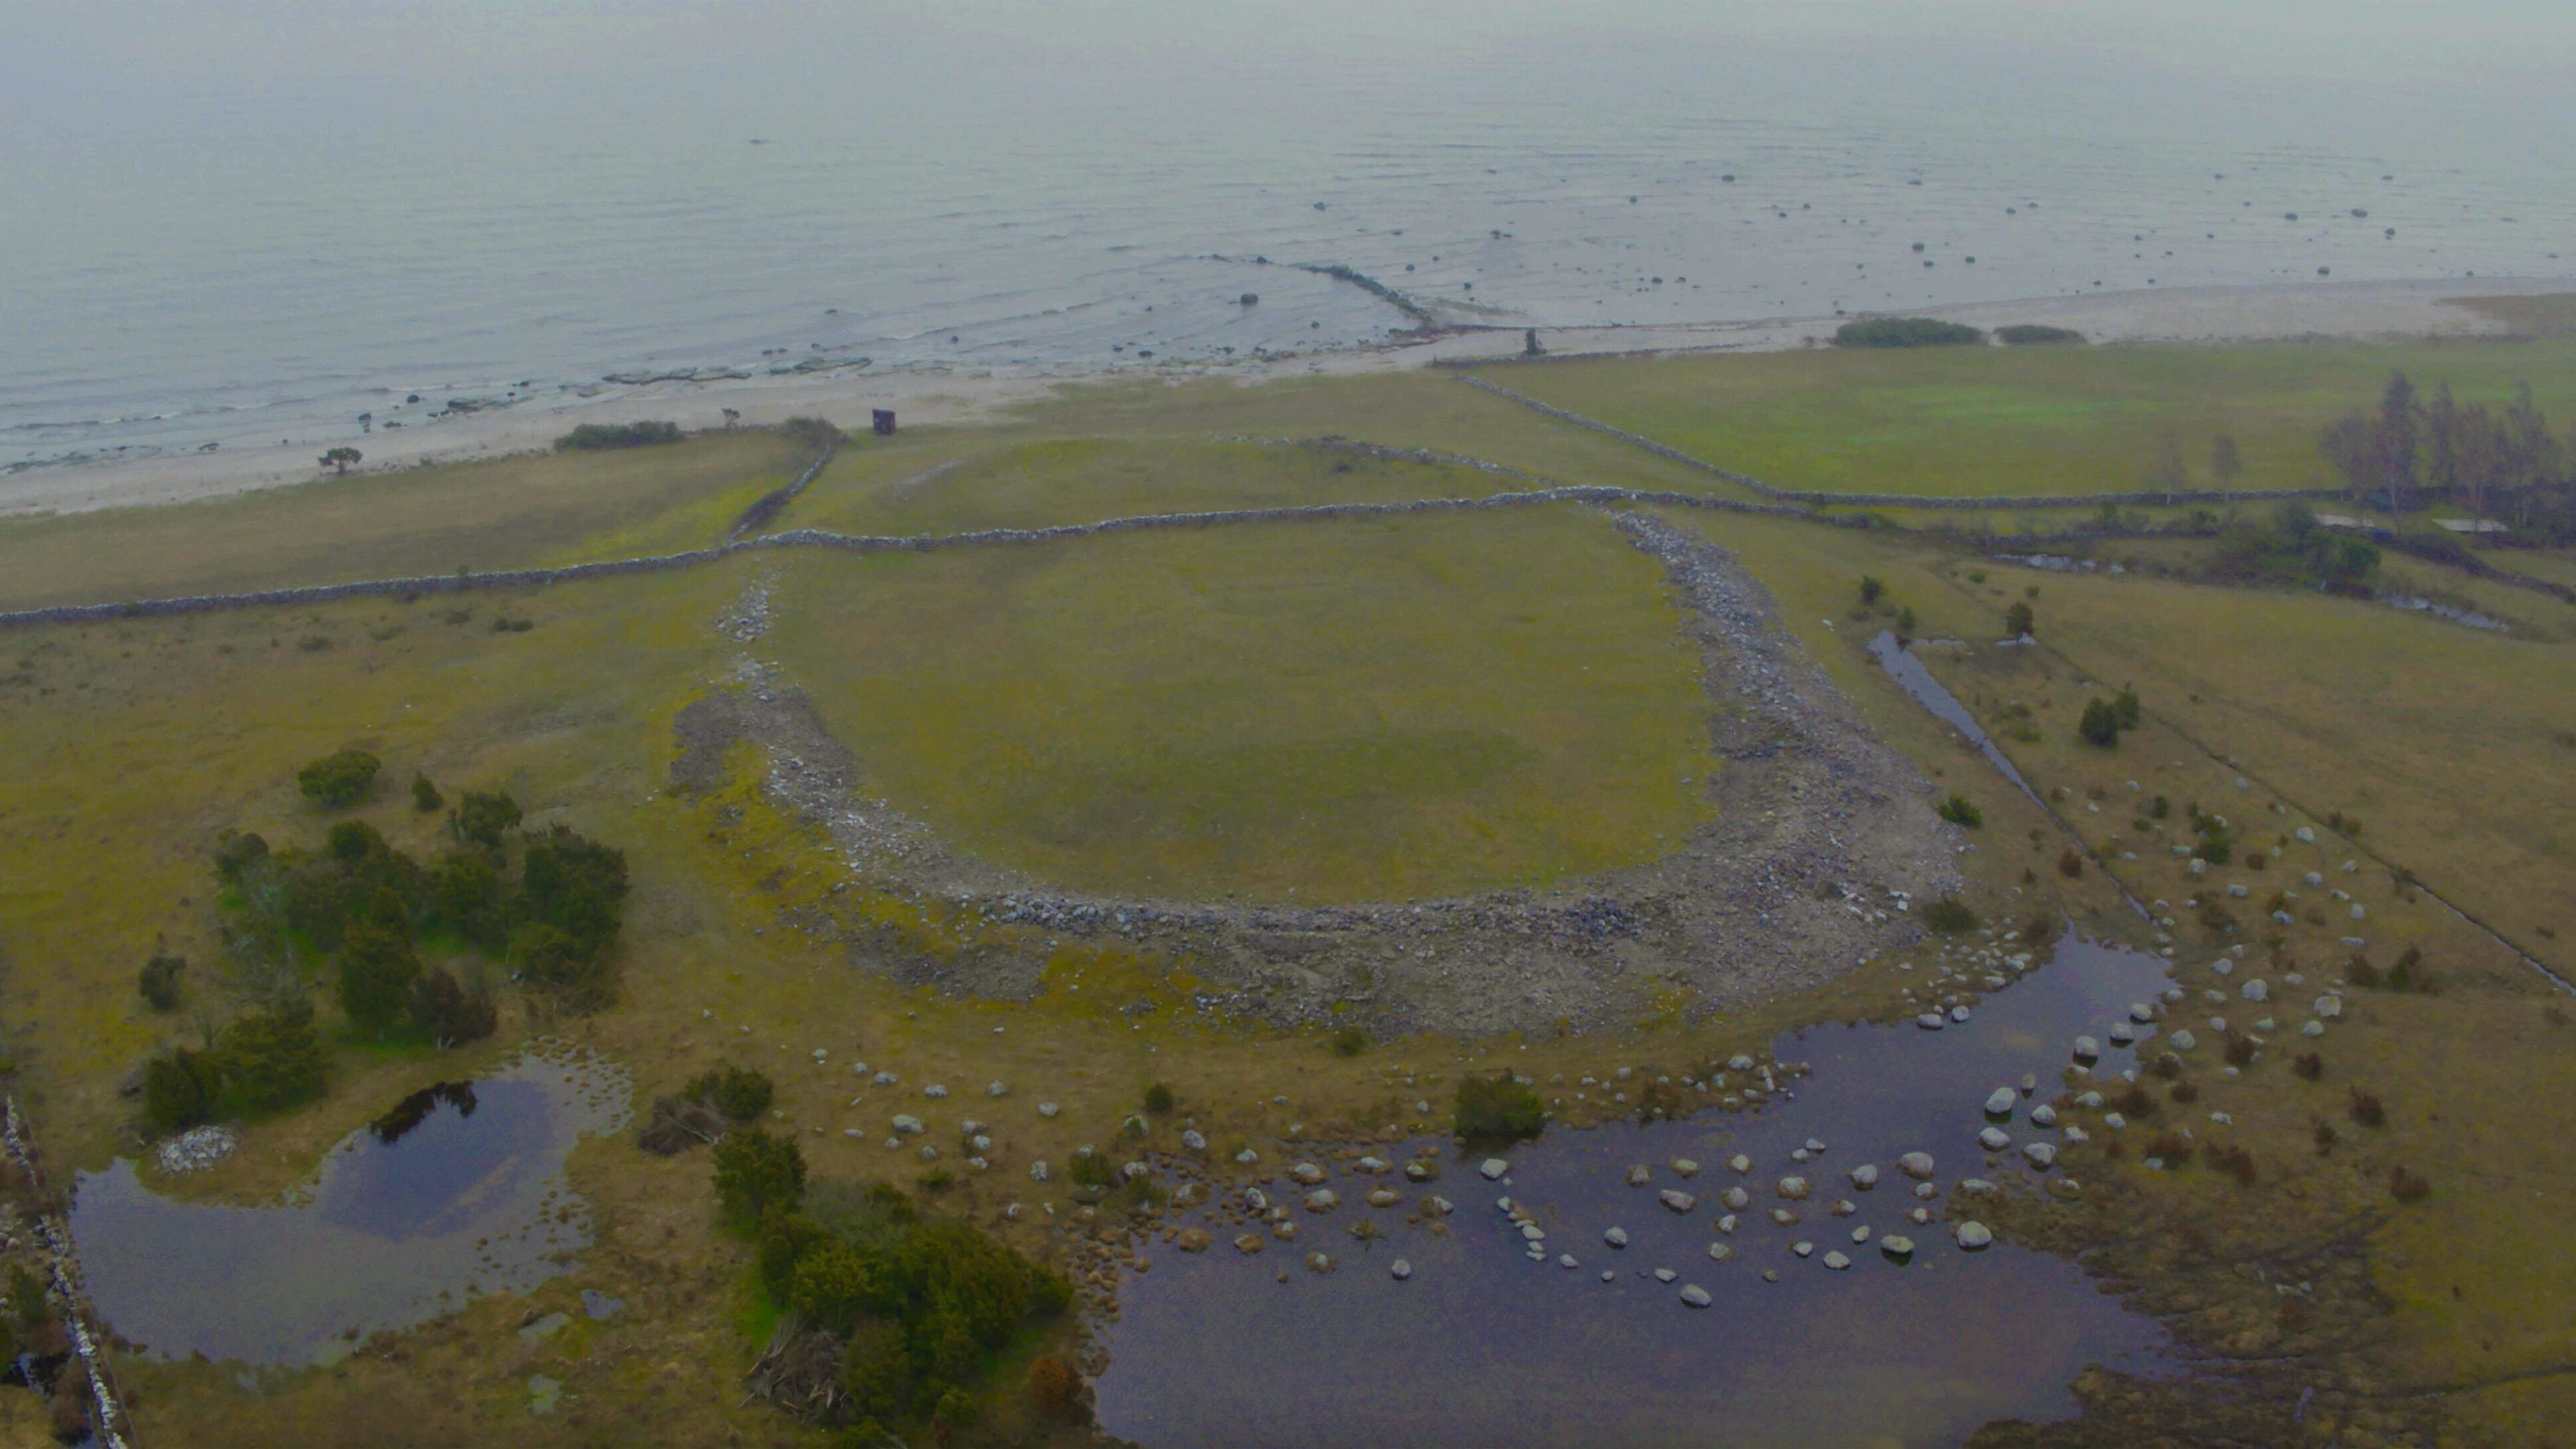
<box><xmin>2322</xmin><ymin>373</ymin><xmax>2573</xmax><ymax>535</ymax></box>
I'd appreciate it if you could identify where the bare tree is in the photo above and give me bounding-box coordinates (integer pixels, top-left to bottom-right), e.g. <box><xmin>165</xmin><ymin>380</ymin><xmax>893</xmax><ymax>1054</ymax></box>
<box><xmin>2369</xmin><ymin>371</ymin><xmax>2420</xmax><ymax>512</ymax></box>
<box><xmin>2423</xmin><ymin>382</ymin><xmax>2458</xmax><ymax>500</ymax></box>
<box><xmin>2143</xmin><ymin>433</ymin><xmax>2188</xmax><ymax>501</ymax></box>
<box><xmin>2320</xmin><ymin>415</ymin><xmax>2373</xmax><ymax>499</ymax></box>
<box><xmin>2209</xmin><ymin>433</ymin><xmax>2243</xmax><ymax>488</ymax></box>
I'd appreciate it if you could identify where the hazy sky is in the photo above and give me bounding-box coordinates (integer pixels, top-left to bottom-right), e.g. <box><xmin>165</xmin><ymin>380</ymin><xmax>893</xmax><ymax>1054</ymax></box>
<box><xmin>8</xmin><ymin>0</ymin><xmax>2575</xmax><ymax>90</ymax></box>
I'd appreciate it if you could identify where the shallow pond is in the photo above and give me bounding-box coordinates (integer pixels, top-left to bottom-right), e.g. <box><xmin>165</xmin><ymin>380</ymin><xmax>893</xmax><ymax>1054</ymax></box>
<box><xmin>71</xmin><ymin>1046</ymin><xmax>628</xmax><ymax>1365</ymax></box>
<box><xmin>1096</xmin><ymin>932</ymin><xmax>2188</xmax><ymax>1448</ymax></box>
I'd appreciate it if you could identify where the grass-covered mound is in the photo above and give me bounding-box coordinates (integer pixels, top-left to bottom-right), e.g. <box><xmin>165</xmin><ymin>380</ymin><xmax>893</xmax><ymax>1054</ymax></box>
<box><xmin>763</xmin><ymin>507</ymin><xmax>1715</xmax><ymax>902</ymax></box>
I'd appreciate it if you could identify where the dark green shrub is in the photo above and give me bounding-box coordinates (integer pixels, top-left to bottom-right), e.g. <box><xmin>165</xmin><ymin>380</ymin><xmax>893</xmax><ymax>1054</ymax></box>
<box><xmin>2112</xmin><ymin>687</ymin><xmax>2142</xmax><ymax>730</ymax></box>
<box><xmin>1995</xmin><ymin>324</ymin><xmax>2086</xmax><ymax>345</ymax></box>
<box><xmin>1922</xmin><ymin>898</ymin><xmax>1979</xmax><ymax>933</ymax></box>
<box><xmin>2004</xmin><ymin>601</ymin><xmax>2034</xmax><ymax>637</ymax></box>
<box><xmin>409</xmin><ymin>965</ymin><xmax>497</xmax><ymax>1045</ymax></box>
<box><xmin>1935</xmin><ymin>793</ymin><xmax>1982</xmax><ymax>828</ymax></box>
<box><xmin>454</xmin><ymin>790</ymin><xmax>521</xmax><ymax>848</ymax></box>
<box><xmin>555</xmin><ymin>421</ymin><xmax>682</xmax><ymax>451</ymax></box>
<box><xmin>142</xmin><ymin>1048</ymin><xmax>224</xmax><ymax>1133</ymax></box>
<box><xmin>714</xmin><ymin>1126</ymin><xmax>807</xmax><ymax>1224</ymax></box>
<box><xmin>297</xmin><ymin>749</ymin><xmax>381</xmax><ymax>808</ymax></box>
<box><xmin>213</xmin><ymin>829</ymin><xmax>270</xmax><ymax>882</ymax></box>
<box><xmin>1328</xmin><ymin>1025</ymin><xmax>1369</xmax><ymax>1057</ymax></box>
<box><xmin>2078</xmin><ymin>698</ymin><xmax>2122</xmax><ymax>749</ymax></box>
<box><xmin>779</xmin><ymin>417</ymin><xmax>844</xmax><ymax>451</ymax></box>
<box><xmin>1141</xmin><ymin>1082</ymin><xmax>1175</xmax><ymax>1115</ymax></box>
<box><xmin>217</xmin><ymin>1002</ymin><xmax>326</xmax><ymax>1112</ymax></box>
<box><xmin>336</xmin><ymin>922</ymin><xmax>421</xmax><ymax>1037</ymax></box>
<box><xmin>1833</xmin><ymin>318</ymin><xmax>1986</xmax><ymax>348</ymax></box>
<box><xmin>327</xmin><ymin>819</ymin><xmax>384</xmax><ymax>864</ymax></box>
<box><xmin>411</xmin><ymin>771</ymin><xmax>443</xmax><ymax>813</ymax></box>
<box><xmin>686</xmin><ymin>1064</ymin><xmax>775</xmax><ymax>1121</ymax></box>
<box><xmin>2347</xmin><ymin>1088</ymin><xmax>2385</xmax><ymax>1127</ymax></box>
<box><xmin>138</xmin><ymin>952</ymin><xmax>187</xmax><ymax>1011</ymax></box>
<box><xmin>1454</xmin><ymin>1070</ymin><xmax>1546</xmax><ymax>1143</ymax></box>
<box><xmin>1858</xmin><ymin>575</ymin><xmax>1886</xmax><ymax>607</ymax></box>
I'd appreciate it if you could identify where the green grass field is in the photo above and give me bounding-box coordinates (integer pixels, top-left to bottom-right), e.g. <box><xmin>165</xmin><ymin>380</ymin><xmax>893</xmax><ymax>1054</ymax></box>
<box><xmin>761</xmin><ymin>506</ymin><xmax>1715</xmax><ymax>903</ymax></box>
<box><xmin>0</xmin><ymin>431</ymin><xmax>807</xmax><ymax>612</ymax></box>
<box><xmin>1952</xmin><ymin>563</ymin><xmax>2576</xmax><ymax>977</ymax></box>
<box><xmin>777</xmin><ymin>436</ymin><xmax>1536</xmax><ymax>537</ymax></box>
<box><xmin>1498</xmin><ymin>339</ymin><xmax>2576</xmax><ymax>499</ymax></box>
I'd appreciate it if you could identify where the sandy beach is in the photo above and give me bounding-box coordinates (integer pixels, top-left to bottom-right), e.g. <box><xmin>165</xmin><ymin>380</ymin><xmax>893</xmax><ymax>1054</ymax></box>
<box><xmin>5</xmin><ymin>276</ymin><xmax>2562</xmax><ymax>520</ymax></box>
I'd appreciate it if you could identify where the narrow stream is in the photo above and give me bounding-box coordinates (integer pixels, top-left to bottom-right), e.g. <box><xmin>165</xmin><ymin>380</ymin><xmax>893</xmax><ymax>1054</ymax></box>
<box><xmin>70</xmin><ymin>1046</ymin><xmax>628</xmax><ymax>1365</ymax></box>
<box><xmin>1093</xmin><ymin>635</ymin><xmax>2189</xmax><ymax>1448</ymax></box>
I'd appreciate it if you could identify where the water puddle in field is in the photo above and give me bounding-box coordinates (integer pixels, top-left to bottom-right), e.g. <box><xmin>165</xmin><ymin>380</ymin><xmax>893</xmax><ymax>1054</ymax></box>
<box><xmin>70</xmin><ymin>1045</ymin><xmax>629</xmax><ymax>1365</ymax></box>
<box><xmin>1868</xmin><ymin>630</ymin><xmax>2039</xmax><ymax>806</ymax></box>
<box><xmin>1096</xmin><ymin>930</ymin><xmax>2185</xmax><ymax>1448</ymax></box>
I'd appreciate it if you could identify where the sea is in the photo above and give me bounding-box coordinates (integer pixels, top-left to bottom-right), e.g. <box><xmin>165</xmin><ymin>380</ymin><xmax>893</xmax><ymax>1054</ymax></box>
<box><xmin>6</xmin><ymin>0</ymin><xmax>2573</xmax><ymax>472</ymax></box>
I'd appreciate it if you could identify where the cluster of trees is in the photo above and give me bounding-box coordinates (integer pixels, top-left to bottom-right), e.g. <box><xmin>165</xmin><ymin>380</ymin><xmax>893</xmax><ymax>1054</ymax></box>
<box><xmin>2211</xmin><ymin>504</ymin><xmax>2384</xmax><ymax>593</ymax></box>
<box><xmin>2323</xmin><ymin>373</ymin><xmax>2575</xmax><ymax>535</ymax></box>
<box><xmin>142</xmin><ymin>999</ymin><xmax>328</xmax><ymax>1133</ymax></box>
<box><xmin>1995</xmin><ymin>324</ymin><xmax>2086</xmax><ymax>346</ymax></box>
<box><xmin>729</xmin><ymin>1141</ymin><xmax>1073</xmax><ymax>1440</ymax></box>
<box><xmin>555</xmin><ymin>420</ymin><xmax>684</xmax><ymax>451</ymax></box>
<box><xmin>1834</xmin><ymin>318</ymin><xmax>1986</xmax><ymax>348</ymax></box>
<box><xmin>2077</xmin><ymin>686</ymin><xmax>2143</xmax><ymax>749</ymax></box>
<box><xmin>141</xmin><ymin>761</ymin><xmax>634</xmax><ymax>1138</ymax></box>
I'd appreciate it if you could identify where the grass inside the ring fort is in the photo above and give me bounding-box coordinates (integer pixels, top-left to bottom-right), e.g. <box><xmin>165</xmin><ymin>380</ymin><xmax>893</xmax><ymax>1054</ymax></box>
<box><xmin>760</xmin><ymin>504</ymin><xmax>1718</xmax><ymax>904</ymax></box>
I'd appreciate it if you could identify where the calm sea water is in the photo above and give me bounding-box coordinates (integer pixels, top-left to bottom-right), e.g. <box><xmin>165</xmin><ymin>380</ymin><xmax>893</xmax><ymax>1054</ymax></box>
<box><xmin>6</xmin><ymin>1</ymin><xmax>2573</xmax><ymax>469</ymax></box>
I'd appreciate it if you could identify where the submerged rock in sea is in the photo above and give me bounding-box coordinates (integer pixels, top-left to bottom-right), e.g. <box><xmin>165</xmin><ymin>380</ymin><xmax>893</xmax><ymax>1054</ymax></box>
<box><xmin>1389</xmin><ymin>1259</ymin><xmax>1413</xmax><ymax>1280</ymax></box>
<box><xmin>1898</xmin><ymin>1151</ymin><xmax>1935</xmax><ymax>1181</ymax></box>
<box><xmin>1480</xmin><ymin>1158</ymin><xmax>1511</xmax><ymax>1180</ymax></box>
<box><xmin>1954</xmin><ymin>1222</ymin><xmax>1994</xmax><ymax>1250</ymax></box>
<box><xmin>1880</xmin><ymin>1235</ymin><xmax>1916</xmax><ymax>1261</ymax></box>
<box><xmin>1604</xmin><ymin>1226</ymin><xmax>1631</xmax><ymax>1248</ymax></box>
<box><xmin>1984</xmin><ymin>1088</ymin><xmax>2016</xmax><ymax>1117</ymax></box>
<box><xmin>1849</xmin><ymin>1163</ymin><xmax>1878</xmax><ymax>1190</ymax></box>
<box><xmin>1659</xmin><ymin>1190</ymin><xmax>1698</xmax><ymax>1214</ymax></box>
<box><xmin>1680</xmin><ymin>1284</ymin><xmax>1713</xmax><ymax>1308</ymax></box>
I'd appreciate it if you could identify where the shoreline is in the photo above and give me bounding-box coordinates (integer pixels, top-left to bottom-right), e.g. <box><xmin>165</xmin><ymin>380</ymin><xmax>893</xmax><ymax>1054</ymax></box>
<box><xmin>5</xmin><ymin>275</ymin><xmax>2565</xmax><ymax>521</ymax></box>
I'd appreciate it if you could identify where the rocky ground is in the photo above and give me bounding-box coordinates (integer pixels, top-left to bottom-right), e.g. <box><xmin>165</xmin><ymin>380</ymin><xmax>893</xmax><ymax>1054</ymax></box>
<box><xmin>671</xmin><ymin>513</ymin><xmax>1964</xmax><ymax>1037</ymax></box>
